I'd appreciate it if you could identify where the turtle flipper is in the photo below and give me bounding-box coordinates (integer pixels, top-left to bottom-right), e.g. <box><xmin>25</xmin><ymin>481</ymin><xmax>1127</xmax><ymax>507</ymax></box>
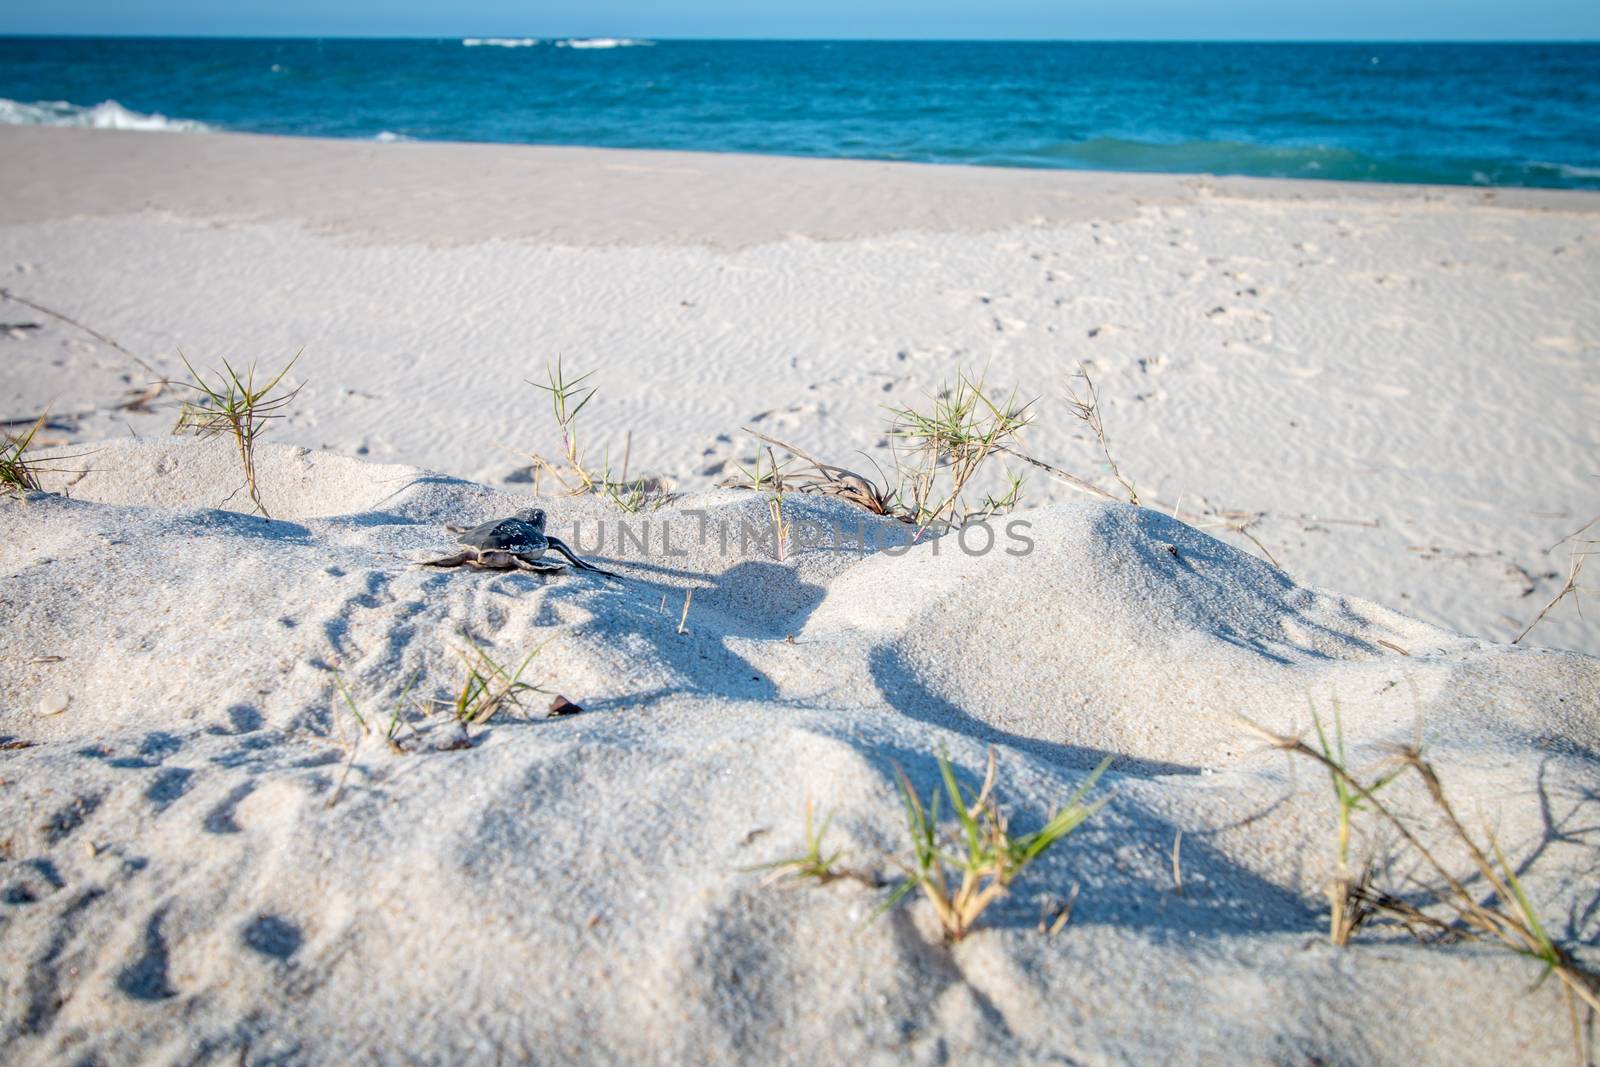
<box><xmin>513</xmin><ymin>554</ymin><xmax>567</xmax><ymax>574</ymax></box>
<box><xmin>421</xmin><ymin>550</ymin><xmax>476</xmax><ymax>568</ymax></box>
<box><xmin>543</xmin><ymin>536</ymin><xmax>622</xmax><ymax>580</ymax></box>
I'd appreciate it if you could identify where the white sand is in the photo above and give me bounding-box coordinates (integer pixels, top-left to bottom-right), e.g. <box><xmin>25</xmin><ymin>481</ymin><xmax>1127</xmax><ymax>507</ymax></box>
<box><xmin>1</xmin><ymin>128</ymin><xmax>1598</xmax><ymax>1063</ymax></box>
<box><xmin>2</xmin><ymin>127</ymin><xmax>1595</xmax><ymax>655</ymax></box>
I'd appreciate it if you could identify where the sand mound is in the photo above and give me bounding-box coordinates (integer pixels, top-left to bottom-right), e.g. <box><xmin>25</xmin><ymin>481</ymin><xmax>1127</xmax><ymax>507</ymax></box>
<box><xmin>2</xmin><ymin>441</ymin><xmax>1596</xmax><ymax>1064</ymax></box>
<box><xmin>35</xmin><ymin>437</ymin><xmax>473</xmax><ymax>520</ymax></box>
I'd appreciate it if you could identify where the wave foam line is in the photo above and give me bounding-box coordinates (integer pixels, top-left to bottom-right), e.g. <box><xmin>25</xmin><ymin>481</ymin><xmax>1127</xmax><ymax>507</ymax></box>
<box><xmin>462</xmin><ymin>37</ymin><xmax>540</xmax><ymax>48</ymax></box>
<box><xmin>555</xmin><ymin>38</ymin><xmax>653</xmax><ymax>49</ymax></box>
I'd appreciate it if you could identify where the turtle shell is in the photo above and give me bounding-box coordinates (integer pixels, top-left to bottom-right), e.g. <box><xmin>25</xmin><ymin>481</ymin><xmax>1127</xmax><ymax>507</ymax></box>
<box><xmin>459</xmin><ymin>516</ymin><xmax>548</xmax><ymax>554</ymax></box>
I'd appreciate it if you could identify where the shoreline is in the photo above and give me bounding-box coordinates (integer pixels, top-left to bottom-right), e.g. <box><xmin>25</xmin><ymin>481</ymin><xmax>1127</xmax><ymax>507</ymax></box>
<box><xmin>4</xmin><ymin>126</ymin><xmax>1599</xmax><ymax>250</ymax></box>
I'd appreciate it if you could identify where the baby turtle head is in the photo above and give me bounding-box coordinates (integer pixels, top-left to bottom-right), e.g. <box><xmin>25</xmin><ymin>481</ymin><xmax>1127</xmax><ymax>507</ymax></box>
<box><xmin>514</xmin><ymin>507</ymin><xmax>548</xmax><ymax>531</ymax></box>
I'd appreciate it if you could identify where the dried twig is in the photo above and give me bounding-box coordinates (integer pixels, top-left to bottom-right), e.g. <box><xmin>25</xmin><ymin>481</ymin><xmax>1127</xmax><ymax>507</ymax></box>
<box><xmin>1516</xmin><ymin>525</ymin><xmax>1593</xmax><ymax>643</ymax></box>
<box><xmin>1064</xmin><ymin>364</ymin><xmax>1139</xmax><ymax>505</ymax></box>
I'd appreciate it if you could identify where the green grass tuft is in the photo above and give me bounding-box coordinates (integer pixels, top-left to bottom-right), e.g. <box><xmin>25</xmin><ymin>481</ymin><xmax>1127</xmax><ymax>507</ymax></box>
<box><xmin>524</xmin><ymin>358</ymin><xmax>661</xmax><ymax>512</ymax></box>
<box><xmin>173</xmin><ymin>350</ymin><xmax>304</xmax><ymax>517</ymax></box>
<box><xmin>1</xmin><ymin>412</ymin><xmax>93</xmax><ymax>500</ymax></box>
<box><xmin>885</xmin><ymin>371</ymin><xmax>1034</xmax><ymax>533</ymax></box>
<box><xmin>0</xmin><ymin>412</ymin><xmax>48</xmax><ymax>497</ymax></box>
<box><xmin>441</xmin><ymin>634</ymin><xmax>549</xmax><ymax>728</ymax></box>
<box><xmin>744</xmin><ymin>798</ymin><xmax>876</xmax><ymax>887</ymax></box>
<box><xmin>882</xmin><ymin>747</ymin><xmax>1111</xmax><ymax>942</ymax></box>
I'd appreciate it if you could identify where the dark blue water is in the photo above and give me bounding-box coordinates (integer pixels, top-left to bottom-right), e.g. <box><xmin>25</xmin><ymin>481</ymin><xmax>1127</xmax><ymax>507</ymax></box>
<box><xmin>2</xmin><ymin>37</ymin><xmax>1598</xmax><ymax>189</ymax></box>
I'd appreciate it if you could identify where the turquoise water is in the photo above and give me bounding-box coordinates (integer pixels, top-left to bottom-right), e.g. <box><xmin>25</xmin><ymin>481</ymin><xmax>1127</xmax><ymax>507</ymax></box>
<box><xmin>2</xmin><ymin>37</ymin><xmax>1597</xmax><ymax>188</ymax></box>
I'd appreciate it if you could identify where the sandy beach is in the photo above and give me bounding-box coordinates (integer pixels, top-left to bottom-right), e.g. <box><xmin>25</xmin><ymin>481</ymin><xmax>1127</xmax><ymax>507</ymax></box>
<box><xmin>2</xmin><ymin>125</ymin><xmax>1598</xmax><ymax>1064</ymax></box>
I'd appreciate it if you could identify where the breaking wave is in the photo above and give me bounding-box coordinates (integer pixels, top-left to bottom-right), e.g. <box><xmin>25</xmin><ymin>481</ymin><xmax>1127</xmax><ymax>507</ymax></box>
<box><xmin>0</xmin><ymin>96</ymin><xmax>207</xmax><ymax>132</ymax></box>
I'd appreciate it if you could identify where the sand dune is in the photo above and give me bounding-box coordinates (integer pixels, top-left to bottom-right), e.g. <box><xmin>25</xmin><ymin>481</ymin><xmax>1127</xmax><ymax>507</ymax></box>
<box><xmin>2</xmin><ymin>439</ymin><xmax>1596</xmax><ymax>1064</ymax></box>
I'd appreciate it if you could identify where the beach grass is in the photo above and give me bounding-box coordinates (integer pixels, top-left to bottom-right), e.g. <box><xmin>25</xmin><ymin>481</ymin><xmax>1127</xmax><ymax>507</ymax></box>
<box><xmin>1242</xmin><ymin>713</ymin><xmax>1600</xmax><ymax>1053</ymax></box>
<box><xmin>525</xmin><ymin>358</ymin><xmax>659</xmax><ymax>511</ymax></box>
<box><xmin>1</xmin><ymin>411</ymin><xmax>94</xmax><ymax>500</ymax></box>
<box><xmin>735</xmin><ymin>367</ymin><xmax>1033</xmax><ymax>535</ymax></box>
<box><xmin>883</xmin><ymin>748</ymin><xmax>1111</xmax><ymax>942</ymax></box>
<box><xmin>745</xmin><ymin>798</ymin><xmax>875</xmax><ymax>887</ymax></box>
<box><xmin>330</xmin><ymin>667</ymin><xmax>421</xmax><ymax>754</ymax></box>
<box><xmin>886</xmin><ymin>370</ymin><xmax>1034</xmax><ymax>533</ymax></box>
<box><xmin>732</xmin><ymin>446</ymin><xmax>793</xmax><ymax>560</ymax></box>
<box><xmin>443</xmin><ymin>635</ymin><xmax>547</xmax><ymax>727</ymax></box>
<box><xmin>172</xmin><ymin>350</ymin><xmax>303</xmax><ymax>518</ymax></box>
<box><xmin>1307</xmin><ymin>697</ymin><xmax>1405</xmax><ymax>945</ymax></box>
<box><xmin>0</xmin><ymin>412</ymin><xmax>49</xmax><ymax>497</ymax></box>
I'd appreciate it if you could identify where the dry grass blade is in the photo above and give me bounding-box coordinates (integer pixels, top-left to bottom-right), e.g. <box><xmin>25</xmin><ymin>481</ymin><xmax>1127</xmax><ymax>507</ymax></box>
<box><xmin>992</xmin><ymin>444</ymin><xmax>1120</xmax><ymax>503</ymax></box>
<box><xmin>173</xmin><ymin>350</ymin><xmax>304</xmax><ymax>517</ymax></box>
<box><xmin>0</xmin><ymin>286</ymin><xmax>165</xmax><ymax>382</ymax></box>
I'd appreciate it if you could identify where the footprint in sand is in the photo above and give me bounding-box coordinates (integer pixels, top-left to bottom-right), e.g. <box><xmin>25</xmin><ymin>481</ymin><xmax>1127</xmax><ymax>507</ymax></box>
<box><xmin>1205</xmin><ymin>306</ymin><xmax>1273</xmax><ymax>325</ymax></box>
<box><xmin>748</xmin><ymin>401</ymin><xmax>821</xmax><ymax>431</ymax></box>
<box><xmin>1087</xmin><ymin>323</ymin><xmax>1133</xmax><ymax>340</ymax></box>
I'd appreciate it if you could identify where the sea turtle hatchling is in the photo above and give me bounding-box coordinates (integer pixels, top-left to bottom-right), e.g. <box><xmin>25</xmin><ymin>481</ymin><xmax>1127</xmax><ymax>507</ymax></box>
<box><xmin>421</xmin><ymin>508</ymin><xmax>620</xmax><ymax>579</ymax></box>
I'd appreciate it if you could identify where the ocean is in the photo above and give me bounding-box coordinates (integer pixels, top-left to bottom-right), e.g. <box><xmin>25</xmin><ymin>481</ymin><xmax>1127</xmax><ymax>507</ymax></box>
<box><xmin>1</xmin><ymin>37</ymin><xmax>1597</xmax><ymax>189</ymax></box>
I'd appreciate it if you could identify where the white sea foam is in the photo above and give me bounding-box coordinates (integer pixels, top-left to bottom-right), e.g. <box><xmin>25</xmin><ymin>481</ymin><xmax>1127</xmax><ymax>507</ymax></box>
<box><xmin>556</xmin><ymin>37</ymin><xmax>653</xmax><ymax>49</ymax></box>
<box><xmin>374</xmin><ymin>130</ymin><xmax>414</xmax><ymax>143</ymax></box>
<box><xmin>462</xmin><ymin>37</ymin><xmax>540</xmax><ymax>48</ymax></box>
<box><xmin>0</xmin><ymin>96</ymin><xmax>207</xmax><ymax>132</ymax></box>
<box><xmin>1544</xmin><ymin>161</ymin><xmax>1600</xmax><ymax>179</ymax></box>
